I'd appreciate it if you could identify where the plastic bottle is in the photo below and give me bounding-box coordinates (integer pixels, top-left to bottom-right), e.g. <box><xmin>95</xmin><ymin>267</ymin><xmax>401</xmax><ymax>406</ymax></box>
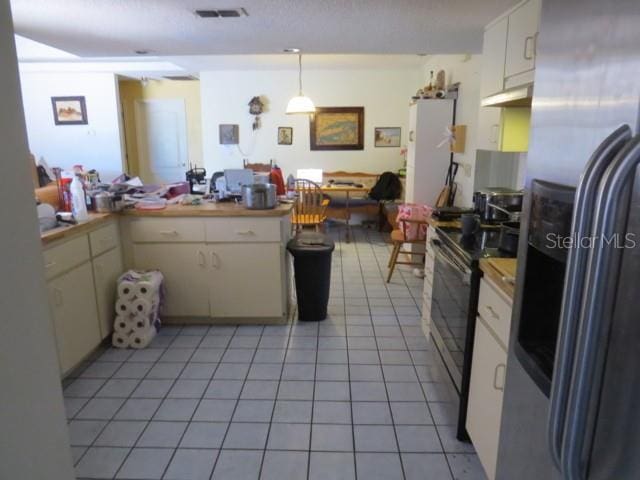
<box><xmin>70</xmin><ymin>174</ymin><xmax>89</xmax><ymax>221</ymax></box>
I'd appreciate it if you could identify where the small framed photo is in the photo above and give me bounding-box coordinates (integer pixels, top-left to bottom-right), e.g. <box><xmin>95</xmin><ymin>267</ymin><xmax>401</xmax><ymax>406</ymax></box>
<box><xmin>51</xmin><ymin>96</ymin><xmax>88</xmax><ymax>125</ymax></box>
<box><xmin>219</xmin><ymin>124</ymin><xmax>239</xmax><ymax>144</ymax></box>
<box><xmin>374</xmin><ymin>127</ymin><xmax>401</xmax><ymax>147</ymax></box>
<box><xmin>278</xmin><ymin>127</ymin><xmax>293</xmax><ymax>145</ymax></box>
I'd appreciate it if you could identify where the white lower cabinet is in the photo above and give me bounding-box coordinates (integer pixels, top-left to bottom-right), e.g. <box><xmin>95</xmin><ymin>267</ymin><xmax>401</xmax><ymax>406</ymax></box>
<box><xmin>209</xmin><ymin>243</ymin><xmax>283</xmax><ymax>318</ymax></box>
<box><xmin>125</xmin><ymin>216</ymin><xmax>290</xmax><ymax>321</ymax></box>
<box><xmin>93</xmin><ymin>246</ymin><xmax>124</xmax><ymax>339</ymax></box>
<box><xmin>132</xmin><ymin>243</ymin><xmax>210</xmax><ymax>317</ymax></box>
<box><xmin>467</xmin><ymin>277</ymin><xmax>512</xmax><ymax>480</ymax></box>
<box><xmin>48</xmin><ymin>262</ymin><xmax>101</xmax><ymax>375</ymax></box>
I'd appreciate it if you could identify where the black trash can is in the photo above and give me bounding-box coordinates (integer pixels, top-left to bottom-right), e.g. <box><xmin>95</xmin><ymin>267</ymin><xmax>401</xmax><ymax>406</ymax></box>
<box><xmin>287</xmin><ymin>232</ymin><xmax>335</xmax><ymax>321</ymax></box>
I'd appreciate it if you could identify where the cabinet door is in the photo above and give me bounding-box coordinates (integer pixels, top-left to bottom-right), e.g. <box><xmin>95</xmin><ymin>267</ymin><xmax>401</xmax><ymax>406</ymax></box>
<box><xmin>209</xmin><ymin>243</ymin><xmax>284</xmax><ymax>318</ymax></box>
<box><xmin>93</xmin><ymin>247</ymin><xmax>124</xmax><ymax>339</ymax></box>
<box><xmin>505</xmin><ymin>0</ymin><xmax>541</xmax><ymax>78</ymax></box>
<box><xmin>477</xmin><ymin>107</ymin><xmax>503</xmax><ymax>151</ymax></box>
<box><xmin>132</xmin><ymin>243</ymin><xmax>209</xmax><ymax>317</ymax></box>
<box><xmin>481</xmin><ymin>17</ymin><xmax>508</xmax><ymax>97</ymax></box>
<box><xmin>466</xmin><ymin>318</ymin><xmax>508</xmax><ymax>480</ymax></box>
<box><xmin>48</xmin><ymin>262</ymin><xmax>101</xmax><ymax>375</ymax></box>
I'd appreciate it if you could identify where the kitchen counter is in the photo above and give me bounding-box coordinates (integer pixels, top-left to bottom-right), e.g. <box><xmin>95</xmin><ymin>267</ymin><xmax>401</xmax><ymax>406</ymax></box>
<box><xmin>479</xmin><ymin>258</ymin><xmax>517</xmax><ymax>300</ymax></box>
<box><xmin>41</xmin><ymin>213</ymin><xmax>115</xmax><ymax>245</ymax></box>
<box><xmin>41</xmin><ymin>203</ymin><xmax>293</xmax><ymax>244</ymax></box>
<box><xmin>121</xmin><ymin>202</ymin><xmax>293</xmax><ymax>217</ymax></box>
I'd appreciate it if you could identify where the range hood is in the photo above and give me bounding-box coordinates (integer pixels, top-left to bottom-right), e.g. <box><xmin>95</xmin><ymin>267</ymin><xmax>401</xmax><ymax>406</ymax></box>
<box><xmin>481</xmin><ymin>83</ymin><xmax>533</xmax><ymax>107</ymax></box>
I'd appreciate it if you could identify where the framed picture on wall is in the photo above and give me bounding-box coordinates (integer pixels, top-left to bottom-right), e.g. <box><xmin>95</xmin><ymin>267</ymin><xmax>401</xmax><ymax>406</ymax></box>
<box><xmin>51</xmin><ymin>96</ymin><xmax>88</xmax><ymax>125</ymax></box>
<box><xmin>278</xmin><ymin>127</ymin><xmax>293</xmax><ymax>145</ymax></box>
<box><xmin>310</xmin><ymin>107</ymin><xmax>364</xmax><ymax>150</ymax></box>
<box><xmin>219</xmin><ymin>124</ymin><xmax>239</xmax><ymax>144</ymax></box>
<box><xmin>374</xmin><ymin>127</ymin><xmax>401</xmax><ymax>147</ymax></box>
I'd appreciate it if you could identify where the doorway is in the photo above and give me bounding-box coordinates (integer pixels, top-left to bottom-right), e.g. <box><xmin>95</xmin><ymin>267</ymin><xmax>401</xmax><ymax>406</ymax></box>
<box><xmin>134</xmin><ymin>99</ymin><xmax>188</xmax><ymax>184</ymax></box>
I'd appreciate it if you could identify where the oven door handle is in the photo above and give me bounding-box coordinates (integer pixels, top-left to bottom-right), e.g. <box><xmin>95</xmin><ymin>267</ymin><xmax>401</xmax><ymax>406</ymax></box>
<box><xmin>561</xmin><ymin>134</ymin><xmax>640</xmax><ymax>480</ymax></box>
<box><xmin>430</xmin><ymin>238</ymin><xmax>472</xmax><ymax>283</ymax></box>
<box><xmin>547</xmin><ymin>125</ymin><xmax>632</xmax><ymax>470</ymax></box>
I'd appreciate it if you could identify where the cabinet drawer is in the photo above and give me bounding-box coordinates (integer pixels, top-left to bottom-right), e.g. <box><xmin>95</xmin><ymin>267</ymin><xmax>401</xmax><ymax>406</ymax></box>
<box><xmin>89</xmin><ymin>222</ymin><xmax>119</xmax><ymax>256</ymax></box>
<box><xmin>478</xmin><ymin>277</ymin><xmax>512</xmax><ymax>348</ymax></box>
<box><xmin>205</xmin><ymin>218</ymin><xmax>281</xmax><ymax>243</ymax></box>
<box><xmin>130</xmin><ymin>218</ymin><xmax>205</xmax><ymax>243</ymax></box>
<box><xmin>43</xmin><ymin>235</ymin><xmax>90</xmax><ymax>280</ymax></box>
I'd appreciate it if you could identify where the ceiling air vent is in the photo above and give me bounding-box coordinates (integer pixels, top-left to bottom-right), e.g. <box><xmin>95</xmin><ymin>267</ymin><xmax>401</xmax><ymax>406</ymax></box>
<box><xmin>195</xmin><ymin>8</ymin><xmax>248</xmax><ymax>18</ymax></box>
<box><xmin>163</xmin><ymin>75</ymin><xmax>199</xmax><ymax>81</ymax></box>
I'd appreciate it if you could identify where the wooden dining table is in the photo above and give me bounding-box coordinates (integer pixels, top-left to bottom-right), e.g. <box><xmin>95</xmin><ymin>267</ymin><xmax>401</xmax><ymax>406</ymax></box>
<box><xmin>320</xmin><ymin>184</ymin><xmax>370</xmax><ymax>242</ymax></box>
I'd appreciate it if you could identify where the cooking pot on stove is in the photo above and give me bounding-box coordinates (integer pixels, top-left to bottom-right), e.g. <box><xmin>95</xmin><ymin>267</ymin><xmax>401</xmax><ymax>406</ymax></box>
<box><xmin>473</xmin><ymin>188</ymin><xmax>523</xmax><ymax>223</ymax></box>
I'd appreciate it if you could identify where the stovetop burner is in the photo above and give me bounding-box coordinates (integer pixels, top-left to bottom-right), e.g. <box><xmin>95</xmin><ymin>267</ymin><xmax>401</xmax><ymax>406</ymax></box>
<box><xmin>437</xmin><ymin>226</ymin><xmax>515</xmax><ymax>265</ymax></box>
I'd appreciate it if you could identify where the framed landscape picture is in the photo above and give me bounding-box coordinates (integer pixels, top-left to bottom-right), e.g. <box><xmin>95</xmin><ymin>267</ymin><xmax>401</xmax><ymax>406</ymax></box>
<box><xmin>310</xmin><ymin>107</ymin><xmax>364</xmax><ymax>150</ymax></box>
<box><xmin>374</xmin><ymin>127</ymin><xmax>401</xmax><ymax>147</ymax></box>
<box><xmin>51</xmin><ymin>96</ymin><xmax>88</xmax><ymax>125</ymax></box>
<box><xmin>278</xmin><ymin>127</ymin><xmax>293</xmax><ymax>145</ymax></box>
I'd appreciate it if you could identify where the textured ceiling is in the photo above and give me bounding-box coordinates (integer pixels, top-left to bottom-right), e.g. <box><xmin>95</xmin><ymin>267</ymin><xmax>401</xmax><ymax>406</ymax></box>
<box><xmin>11</xmin><ymin>0</ymin><xmax>518</xmax><ymax>57</ymax></box>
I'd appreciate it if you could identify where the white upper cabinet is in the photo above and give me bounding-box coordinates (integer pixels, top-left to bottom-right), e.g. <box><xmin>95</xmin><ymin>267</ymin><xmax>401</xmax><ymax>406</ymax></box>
<box><xmin>504</xmin><ymin>0</ymin><xmax>541</xmax><ymax>79</ymax></box>
<box><xmin>481</xmin><ymin>17</ymin><xmax>508</xmax><ymax>97</ymax></box>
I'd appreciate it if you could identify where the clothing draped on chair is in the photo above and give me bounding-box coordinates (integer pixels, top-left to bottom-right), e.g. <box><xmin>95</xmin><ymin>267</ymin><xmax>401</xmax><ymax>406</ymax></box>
<box><xmin>386</xmin><ymin>204</ymin><xmax>432</xmax><ymax>282</ymax></box>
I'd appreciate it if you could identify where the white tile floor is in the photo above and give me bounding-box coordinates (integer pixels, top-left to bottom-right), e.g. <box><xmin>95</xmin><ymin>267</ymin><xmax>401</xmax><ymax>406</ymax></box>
<box><xmin>64</xmin><ymin>226</ymin><xmax>487</xmax><ymax>480</ymax></box>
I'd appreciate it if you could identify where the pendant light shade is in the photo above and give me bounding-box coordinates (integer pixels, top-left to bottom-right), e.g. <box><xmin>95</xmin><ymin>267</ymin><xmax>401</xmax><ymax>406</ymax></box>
<box><xmin>286</xmin><ymin>53</ymin><xmax>315</xmax><ymax>114</ymax></box>
<box><xmin>286</xmin><ymin>95</ymin><xmax>315</xmax><ymax>114</ymax></box>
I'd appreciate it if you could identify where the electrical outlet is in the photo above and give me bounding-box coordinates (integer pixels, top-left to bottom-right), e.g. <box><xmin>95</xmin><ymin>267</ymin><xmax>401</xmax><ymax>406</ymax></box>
<box><xmin>462</xmin><ymin>163</ymin><xmax>472</xmax><ymax>177</ymax></box>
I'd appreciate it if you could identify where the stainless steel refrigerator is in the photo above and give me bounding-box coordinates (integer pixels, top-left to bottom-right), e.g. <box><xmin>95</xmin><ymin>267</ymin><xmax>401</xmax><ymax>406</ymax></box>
<box><xmin>496</xmin><ymin>0</ymin><xmax>640</xmax><ymax>479</ymax></box>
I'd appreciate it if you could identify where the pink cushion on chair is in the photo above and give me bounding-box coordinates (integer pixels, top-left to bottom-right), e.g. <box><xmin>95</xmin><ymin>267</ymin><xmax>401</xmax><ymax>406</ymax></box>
<box><xmin>396</xmin><ymin>204</ymin><xmax>432</xmax><ymax>241</ymax></box>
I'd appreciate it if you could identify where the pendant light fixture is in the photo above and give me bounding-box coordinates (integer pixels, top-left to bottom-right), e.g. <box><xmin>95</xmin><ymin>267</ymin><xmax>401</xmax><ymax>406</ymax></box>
<box><xmin>286</xmin><ymin>51</ymin><xmax>315</xmax><ymax>114</ymax></box>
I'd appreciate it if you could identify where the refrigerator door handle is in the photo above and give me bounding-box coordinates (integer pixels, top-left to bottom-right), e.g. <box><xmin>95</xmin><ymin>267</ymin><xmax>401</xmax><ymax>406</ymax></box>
<box><xmin>561</xmin><ymin>135</ymin><xmax>640</xmax><ymax>480</ymax></box>
<box><xmin>548</xmin><ymin>125</ymin><xmax>632</xmax><ymax>469</ymax></box>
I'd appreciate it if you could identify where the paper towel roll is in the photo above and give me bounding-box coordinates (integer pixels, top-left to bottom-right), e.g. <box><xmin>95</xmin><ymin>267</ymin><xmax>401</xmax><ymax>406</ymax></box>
<box><xmin>112</xmin><ymin>331</ymin><xmax>131</xmax><ymax>348</ymax></box>
<box><xmin>115</xmin><ymin>298</ymin><xmax>132</xmax><ymax>316</ymax></box>
<box><xmin>134</xmin><ymin>272</ymin><xmax>163</xmax><ymax>299</ymax></box>
<box><xmin>117</xmin><ymin>280</ymin><xmax>137</xmax><ymax>300</ymax></box>
<box><xmin>130</xmin><ymin>327</ymin><xmax>157</xmax><ymax>349</ymax></box>
<box><xmin>131</xmin><ymin>313</ymin><xmax>152</xmax><ymax>332</ymax></box>
<box><xmin>114</xmin><ymin>316</ymin><xmax>133</xmax><ymax>334</ymax></box>
<box><xmin>131</xmin><ymin>297</ymin><xmax>158</xmax><ymax>317</ymax></box>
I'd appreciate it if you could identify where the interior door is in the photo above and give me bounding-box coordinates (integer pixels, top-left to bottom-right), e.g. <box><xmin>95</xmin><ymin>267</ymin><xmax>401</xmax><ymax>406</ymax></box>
<box><xmin>209</xmin><ymin>243</ymin><xmax>284</xmax><ymax>318</ymax></box>
<box><xmin>132</xmin><ymin>243</ymin><xmax>209</xmax><ymax>317</ymax></box>
<box><xmin>134</xmin><ymin>99</ymin><xmax>188</xmax><ymax>183</ymax></box>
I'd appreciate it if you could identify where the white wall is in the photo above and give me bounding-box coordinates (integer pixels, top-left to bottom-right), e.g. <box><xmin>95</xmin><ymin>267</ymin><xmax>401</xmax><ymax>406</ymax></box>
<box><xmin>200</xmin><ymin>67</ymin><xmax>423</xmax><ymax>177</ymax></box>
<box><xmin>20</xmin><ymin>71</ymin><xmax>125</xmax><ymax>181</ymax></box>
<box><xmin>422</xmin><ymin>54</ymin><xmax>482</xmax><ymax>207</ymax></box>
<box><xmin>0</xmin><ymin>0</ymin><xmax>75</xmax><ymax>477</ymax></box>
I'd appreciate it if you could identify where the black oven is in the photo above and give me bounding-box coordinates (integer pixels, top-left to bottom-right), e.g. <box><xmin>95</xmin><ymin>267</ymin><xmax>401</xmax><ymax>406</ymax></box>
<box><xmin>429</xmin><ymin>234</ymin><xmax>481</xmax><ymax>441</ymax></box>
<box><xmin>430</xmin><ymin>237</ymin><xmax>474</xmax><ymax>390</ymax></box>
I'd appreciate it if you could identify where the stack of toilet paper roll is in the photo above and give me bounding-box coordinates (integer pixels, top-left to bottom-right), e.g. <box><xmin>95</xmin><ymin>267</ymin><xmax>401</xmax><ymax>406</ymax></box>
<box><xmin>112</xmin><ymin>270</ymin><xmax>164</xmax><ymax>349</ymax></box>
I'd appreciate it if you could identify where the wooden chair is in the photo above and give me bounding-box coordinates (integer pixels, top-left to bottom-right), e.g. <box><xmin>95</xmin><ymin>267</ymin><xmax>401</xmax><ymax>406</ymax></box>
<box><xmin>292</xmin><ymin>179</ymin><xmax>330</xmax><ymax>233</ymax></box>
<box><xmin>243</xmin><ymin>159</ymin><xmax>273</xmax><ymax>172</ymax></box>
<box><xmin>386</xmin><ymin>218</ymin><xmax>428</xmax><ymax>283</ymax></box>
